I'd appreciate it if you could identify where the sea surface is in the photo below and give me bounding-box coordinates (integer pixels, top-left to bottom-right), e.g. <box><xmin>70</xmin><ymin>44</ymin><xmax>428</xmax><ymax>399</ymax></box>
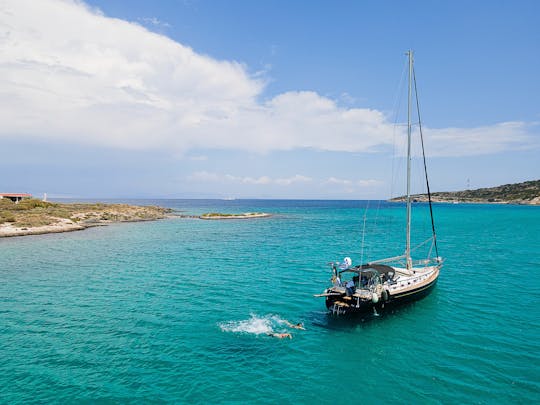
<box><xmin>1</xmin><ymin>199</ymin><xmax>539</xmax><ymax>403</ymax></box>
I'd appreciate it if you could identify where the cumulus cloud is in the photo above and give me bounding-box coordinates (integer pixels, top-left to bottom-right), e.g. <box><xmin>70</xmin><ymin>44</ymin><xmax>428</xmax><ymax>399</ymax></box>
<box><xmin>0</xmin><ymin>0</ymin><xmax>261</xmax><ymax>150</ymax></box>
<box><xmin>0</xmin><ymin>0</ymin><xmax>537</xmax><ymax>157</ymax></box>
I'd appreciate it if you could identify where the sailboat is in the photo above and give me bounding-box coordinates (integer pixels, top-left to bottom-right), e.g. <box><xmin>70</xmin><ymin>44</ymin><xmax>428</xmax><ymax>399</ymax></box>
<box><xmin>316</xmin><ymin>51</ymin><xmax>443</xmax><ymax>315</ymax></box>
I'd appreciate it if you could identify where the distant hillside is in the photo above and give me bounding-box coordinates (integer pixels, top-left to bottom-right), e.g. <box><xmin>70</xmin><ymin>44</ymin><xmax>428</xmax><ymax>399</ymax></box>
<box><xmin>390</xmin><ymin>180</ymin><xmax>540</xmax><ymax>205</ymax></box>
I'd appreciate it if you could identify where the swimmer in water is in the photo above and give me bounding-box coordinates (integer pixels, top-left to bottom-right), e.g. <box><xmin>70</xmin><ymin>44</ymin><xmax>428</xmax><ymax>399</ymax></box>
<box><xmin>284</xmin><ymin>320</ymin><xmax>305</xmax><ymax>330</ymax></box>
<box><xmin>267</xmin><ymin>332</ymin><xmax>292</xmax><ymax>339</ymax></box>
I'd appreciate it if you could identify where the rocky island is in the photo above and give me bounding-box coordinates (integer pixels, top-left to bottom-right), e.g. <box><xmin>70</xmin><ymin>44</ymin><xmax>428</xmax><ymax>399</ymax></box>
<box><xmin>199</xmin><ymin>212</ymin><xmax>271</xmax><ymax>220</ymax></box>
<box><xmin>390</xmin><ymin>179</ymin><xmax>540</xmax><ymax>205</ymax></box>
<box><xmin>0</xmin><ymin>199</ymin><xmax>172</xmax><ymax>237</ymax></box>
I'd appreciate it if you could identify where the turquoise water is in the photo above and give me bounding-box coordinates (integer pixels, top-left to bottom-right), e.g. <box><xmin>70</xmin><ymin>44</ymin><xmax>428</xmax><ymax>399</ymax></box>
<box><xmin>1</xmin><ymin>200</ymin><xmax>539</xmax><ymax>403</ymax></box>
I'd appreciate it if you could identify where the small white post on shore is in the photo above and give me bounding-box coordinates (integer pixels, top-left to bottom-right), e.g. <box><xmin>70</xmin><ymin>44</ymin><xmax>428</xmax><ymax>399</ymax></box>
<box><xmin>43</xmin><ymin>193</ymin><xmax>47</xmax><ymax>202</ymax></box>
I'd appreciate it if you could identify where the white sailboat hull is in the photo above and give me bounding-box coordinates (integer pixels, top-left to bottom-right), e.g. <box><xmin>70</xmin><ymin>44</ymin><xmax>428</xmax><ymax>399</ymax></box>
<box><xmin>323</xmin><ymin>265</ymin><xmax>441</xmax><ymax>315</ymax></box>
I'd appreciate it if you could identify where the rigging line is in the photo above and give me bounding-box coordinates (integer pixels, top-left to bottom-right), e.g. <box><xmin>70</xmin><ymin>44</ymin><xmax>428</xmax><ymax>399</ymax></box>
<box><xmin>412</xmin><ymin>65</ymin><xmax>439</xmax><ymax>259</ymax></box>
<box><xmin>427</xmin><ymin>238</ymin><xmax>434</xmax><ymax>261</ymax></box>
<box><xmin>390</xmin><ymin>58</ymin><xmax>408</xmax><ymax>200</ymax></box>
<box><xmin>368</xmin><ymin>198</ymin><xmax>382</xmax><ymax>261</ymax></box>
<box><xmin>410</xmin><ymin>236</ymin><xmax>435</xmax><ymax>252</ymax></box>
<box><xmin>360</xmin><ymin>200</ymin><xmax>370</xmax><ymax>264</ymax></box>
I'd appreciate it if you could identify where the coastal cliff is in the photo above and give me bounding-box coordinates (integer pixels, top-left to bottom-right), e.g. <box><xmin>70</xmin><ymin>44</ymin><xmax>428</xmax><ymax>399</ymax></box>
<box><xmin>390</xmin><ymin>179</ymin><xmax>540</xmax><ymax>205</ymax></box>
<box><xmin>0</xmin><ymin>199</ymin><xmax>171</xmax><ymax>237</ymax></box>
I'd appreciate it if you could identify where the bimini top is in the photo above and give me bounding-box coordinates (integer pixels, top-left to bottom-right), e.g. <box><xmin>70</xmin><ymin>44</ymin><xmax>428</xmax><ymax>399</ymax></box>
<box><xmin>339</xmin><ymin>263</ymin><xmax>396</xmax><ymax>279</ymax></box>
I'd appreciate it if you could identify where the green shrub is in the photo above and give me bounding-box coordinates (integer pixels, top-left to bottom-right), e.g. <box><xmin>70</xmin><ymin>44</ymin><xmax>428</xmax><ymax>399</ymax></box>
<box><xmin>0</xmin><ymin>199</ymin><xmax>15</xmax><ymax>208</ymax></box>
<box><xmin>13</xmin><ymin>199</ymin><xmax>55</xmax><ymax>210</ymax></box>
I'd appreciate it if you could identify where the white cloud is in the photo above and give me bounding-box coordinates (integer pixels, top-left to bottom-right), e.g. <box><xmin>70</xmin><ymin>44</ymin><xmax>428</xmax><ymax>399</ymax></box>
<box><xmin>0</xmin><ymin>0</ymin><xmax>537</xmax><ymax>158</ymax></box>
<box><xmin>356</xmin><ymin>179</ymin><xmax>381</xmax><ymax>187</ymax></box>
<box><xmin>188</xmin><ymin>171</ymin><xmax>312</xmax><ymax>186</ymax></box>
<box><xmin>0</xmin><ymin>0</ymin><xmax>261</xmax><ymax>150</ymax></box>
<box><xmin>324</xmin><ymin>177</ymin><xmax>382</xmax><ymax>193</ymax></box>
<box><xmin>187</xmin><ymin>172</ymin><xmax>380</xmax><ymax>194</ymax></box>
<box><xmin>425</xmin><ymin>121</ymin><xmax>538</xmax><ymax>157</ymax></box>
<box><xmin>138</xmin><ymin>17</ymin><xmax>171</xmax><ymax>29</ymax></box>
<box><xmin>275</xmin><ymin>174</ymin><xmax>312</xmax><ymax>185</ymax></box>
<box><xmin>388</xmin><ymin>121</ymin><xmax>539</xmax><ymax>157</ymax></box>
<box><xmin>325</xmin><ymin>177</ymin><xmax>353</xmax><ymax>186</ymax></box>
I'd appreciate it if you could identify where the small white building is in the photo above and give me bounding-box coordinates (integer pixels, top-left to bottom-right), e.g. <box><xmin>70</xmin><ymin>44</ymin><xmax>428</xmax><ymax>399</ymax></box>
<box><xmin>0</xmin><ymin>193</ymin><xmax>32</xmax><ymax>203</ymax></box>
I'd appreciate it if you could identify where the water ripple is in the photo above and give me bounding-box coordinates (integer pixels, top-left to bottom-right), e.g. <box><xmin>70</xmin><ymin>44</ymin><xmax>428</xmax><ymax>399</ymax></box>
<box><xmin>1</xmin><ymin>201</ymin><xmax>539</xmax><ymax>402</ymax></box>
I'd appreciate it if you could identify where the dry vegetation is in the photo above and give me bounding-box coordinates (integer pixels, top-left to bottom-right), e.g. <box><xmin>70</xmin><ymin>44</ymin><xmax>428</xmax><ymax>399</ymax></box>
<box><xmin>0</xmin><ymin>199</ymin><xmax>171</xmax><ymax>237</ymax></box>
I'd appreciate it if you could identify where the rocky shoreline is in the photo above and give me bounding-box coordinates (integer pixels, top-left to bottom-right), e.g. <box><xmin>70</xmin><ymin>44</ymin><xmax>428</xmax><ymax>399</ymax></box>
<box><xmin>0</xmin><ymin>200</ymin><xmax>172</xmax><ymax>238</ymax></box>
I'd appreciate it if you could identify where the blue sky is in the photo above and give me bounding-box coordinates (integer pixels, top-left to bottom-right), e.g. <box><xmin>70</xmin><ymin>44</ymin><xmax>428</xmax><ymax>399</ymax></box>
<box><xmin>1</xmin><ymin>0</ymin><xmax>538</xmax><ymax>199</ymax></box>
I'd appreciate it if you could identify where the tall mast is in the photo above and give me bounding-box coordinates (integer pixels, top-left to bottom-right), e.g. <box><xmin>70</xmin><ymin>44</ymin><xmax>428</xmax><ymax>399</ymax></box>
<box><xmin>405</xmin><ymin>50</ymin><xmax>413</xmax><ymax>270</ymax></box>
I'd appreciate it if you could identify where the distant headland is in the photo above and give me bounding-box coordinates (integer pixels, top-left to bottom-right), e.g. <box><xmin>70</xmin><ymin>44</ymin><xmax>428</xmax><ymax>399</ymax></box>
<box><xmin>390</xmin><ymin>179</ymin><xmax>540</xmax><ymax>205</ymax></box>
<box><xmin>0</xmin><ymin>199</ymin><xmax>172</xmax><ymax>238</ymax></box>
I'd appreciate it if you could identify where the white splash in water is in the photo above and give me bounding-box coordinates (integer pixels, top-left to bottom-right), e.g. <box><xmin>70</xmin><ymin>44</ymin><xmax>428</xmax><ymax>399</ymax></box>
<box><xmin>219</xmin><ymin>314</ymin><xmax>286</xmax><ymax>335</ymax></box>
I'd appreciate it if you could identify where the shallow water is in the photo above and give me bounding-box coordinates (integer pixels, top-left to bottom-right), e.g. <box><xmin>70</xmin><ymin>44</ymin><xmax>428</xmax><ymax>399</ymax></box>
<box><xmin>1</xmin><ymin>200</ymin><xmax>539</xmax><ymax>403</ymax></box>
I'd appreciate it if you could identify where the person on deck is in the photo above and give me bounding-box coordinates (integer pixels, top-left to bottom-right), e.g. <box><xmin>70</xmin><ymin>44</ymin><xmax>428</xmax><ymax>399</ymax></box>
<box><xmin>345</xmin><ymin>280</ymin><xmax>355</xmax><ymax>296</ymax></box>
<box><xmin>333</xmin><ymin>274</ymin><xmax>342</xmax><ymax>287</ymax></box>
